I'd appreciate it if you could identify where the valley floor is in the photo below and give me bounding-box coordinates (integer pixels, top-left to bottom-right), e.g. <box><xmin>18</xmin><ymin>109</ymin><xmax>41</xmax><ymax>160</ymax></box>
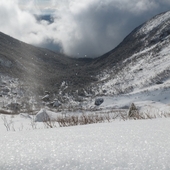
<box><xmin>0</xmin><ymin>117</ymin><xmax>170</xmax><ymax>170</ymax></box>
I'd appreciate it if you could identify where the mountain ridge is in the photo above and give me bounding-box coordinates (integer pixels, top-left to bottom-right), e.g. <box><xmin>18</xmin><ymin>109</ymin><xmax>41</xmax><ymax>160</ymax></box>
<box><xmin>93</xmin><ymin>10</ymin><xmax>170</xmax><ymax>96</ymax></box>
<box><xmin>1</xmin><ymin>10</ymin><xmax>170</xmax><ymax>99</ymax></box>
<box><xmin>92</xmin><ymin>10</ymin><xmax>170</xmax><ymax>70</ymax></box>
<box><xmin>0</xmin><ymin>31</ymin><xmax>97</xmax><ymax>95</ymax></box>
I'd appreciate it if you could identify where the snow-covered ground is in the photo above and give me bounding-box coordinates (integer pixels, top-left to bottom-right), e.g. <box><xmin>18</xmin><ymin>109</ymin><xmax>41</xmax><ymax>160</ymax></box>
<box><xmin>0</xmin><ymin>118</ymin><xmax>170</xmax><ymax>170</ymax></box>
<box><xmin>1</xmin><ymin>87</ymin><xmax>169</xmax><ymax>170</ymax></box>
<box><xmin>98</xmin><ymin>40</ymin><xmax>170</xmax><ymax>96</ymax></box>
<box><xmin>87</xmin><ymin>84</ymin><xmax>170</xmax><ymax>116</ymax></box>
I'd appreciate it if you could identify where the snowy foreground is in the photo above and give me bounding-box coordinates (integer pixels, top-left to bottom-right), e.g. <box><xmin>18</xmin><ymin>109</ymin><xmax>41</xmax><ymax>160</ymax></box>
<box><xmin>0</xmin><ymin>118</ymin><xmax>170</xmax><ymax>170</ymax></box>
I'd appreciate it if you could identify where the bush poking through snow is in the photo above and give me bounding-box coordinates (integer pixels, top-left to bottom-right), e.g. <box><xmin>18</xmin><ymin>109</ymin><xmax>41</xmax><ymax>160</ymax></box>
<box><xmin>2</xmin><ymin>108</ymin><xmax>170</xmax><ymax>131</ymax></box>
<box><xmin>1</xmin><ymin>115</ymin><xmax>15</xmax><ymax>131</ymax></box>
<box><xmin>57</xmin><ymin>114</ymin><xmax>107</xmax><ymax>127</ymax></box>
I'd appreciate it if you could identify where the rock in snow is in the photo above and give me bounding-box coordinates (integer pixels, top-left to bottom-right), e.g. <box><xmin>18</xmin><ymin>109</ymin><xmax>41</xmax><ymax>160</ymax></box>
<box><xmin>95</xmin><ymin>98</ymin><xmax>104</xmax><ymax>106</ymax></box>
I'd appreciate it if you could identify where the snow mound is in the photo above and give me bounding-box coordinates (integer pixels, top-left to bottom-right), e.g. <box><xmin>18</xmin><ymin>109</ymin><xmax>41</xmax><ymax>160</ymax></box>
<box><xmin>35</xmin><ymin>109</ymin><xmax>50</xmax><ymax>122</ymax></box>
<box><xmin>35</xmin><ymin>109</ymin><xmax>58</xmax><ymax>122</ymax></box>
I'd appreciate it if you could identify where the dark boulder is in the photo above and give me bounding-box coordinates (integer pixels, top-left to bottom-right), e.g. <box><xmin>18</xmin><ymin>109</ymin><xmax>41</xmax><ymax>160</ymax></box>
<box><xmin>95</xmin><ymin>98</ymin><xmax>104</xmax><ymax>106</ymax></box>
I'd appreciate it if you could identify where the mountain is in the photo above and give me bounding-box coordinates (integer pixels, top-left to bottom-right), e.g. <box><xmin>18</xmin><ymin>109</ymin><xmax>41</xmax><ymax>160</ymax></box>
<box><xmin>0</xmin><ymin>32</ymin><xmax>97</xmax><ymax>95</ymax></box>
<box><xmin>1</xmin><ymin>10</ymin><xmax>170</xmax><ymax>101</ymax></box>
<box><xmin>91</xmin><ymin>10</ymin><xmax>170</xmax><ymax>96</ymax></box>
<box><xmin>93</xmin><ymin>11</ymin><xmax>170</xmax><ymax>69</ymax></box>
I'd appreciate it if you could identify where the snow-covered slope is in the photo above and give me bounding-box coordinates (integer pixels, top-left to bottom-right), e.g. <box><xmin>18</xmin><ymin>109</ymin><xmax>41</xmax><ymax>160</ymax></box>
<box><xmin>91</xmin><ymin>11</ymin><xmax>170</xmax><ymax>108</ymax></box>
<box><xmin>0</xmin><ymin>32</ymin><xmax>95</xmax><ymax>95</ymax></box>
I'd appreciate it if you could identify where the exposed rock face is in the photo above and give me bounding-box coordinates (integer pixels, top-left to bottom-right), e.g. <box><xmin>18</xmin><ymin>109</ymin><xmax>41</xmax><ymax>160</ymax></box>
<box><xmin>95</xmin><ymin>98</ymin><xmax>104</xmax><ymax>106</ymax></box>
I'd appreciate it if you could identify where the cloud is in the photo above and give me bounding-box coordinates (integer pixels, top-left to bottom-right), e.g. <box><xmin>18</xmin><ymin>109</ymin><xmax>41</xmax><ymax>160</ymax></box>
<box><xmin>0</xmin><ymin>0</ymin><xmax>170</xmax><ymax>58</ymax></box>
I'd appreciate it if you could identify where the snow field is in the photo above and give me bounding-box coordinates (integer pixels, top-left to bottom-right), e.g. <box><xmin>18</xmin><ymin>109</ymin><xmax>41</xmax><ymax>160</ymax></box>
<box><xmin>0</xmin><ymin>118</ymin><xmax>170</xmax><ymax>170</ymax></box>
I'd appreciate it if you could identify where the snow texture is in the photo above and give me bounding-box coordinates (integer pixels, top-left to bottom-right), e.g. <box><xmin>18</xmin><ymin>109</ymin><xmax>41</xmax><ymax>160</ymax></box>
<box><xmin>0</xmin><ymin>118</ymin><xmax>170</xmax><ymax>170</ymax></box>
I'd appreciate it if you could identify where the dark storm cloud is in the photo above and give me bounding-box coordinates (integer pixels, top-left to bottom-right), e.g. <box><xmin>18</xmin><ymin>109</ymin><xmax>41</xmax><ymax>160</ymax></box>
<box><xmin>1</xmin><ymin>0</ymin><xmax>170</xmax><ymax>58</ymax></box>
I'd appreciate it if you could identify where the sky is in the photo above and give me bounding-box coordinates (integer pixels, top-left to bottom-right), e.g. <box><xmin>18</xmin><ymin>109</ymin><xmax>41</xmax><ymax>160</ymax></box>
<box><xmin>0</xmin><ymin>0</ymin><xmax>170</xmax><ymax>58</ymax></box>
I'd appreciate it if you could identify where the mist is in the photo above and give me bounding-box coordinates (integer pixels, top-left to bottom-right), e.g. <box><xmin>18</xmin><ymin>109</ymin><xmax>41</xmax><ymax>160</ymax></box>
<box><xmin>0</xmin><ymin>0</ymin><xmax>170</xmax><ymax>58</ymax></box>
